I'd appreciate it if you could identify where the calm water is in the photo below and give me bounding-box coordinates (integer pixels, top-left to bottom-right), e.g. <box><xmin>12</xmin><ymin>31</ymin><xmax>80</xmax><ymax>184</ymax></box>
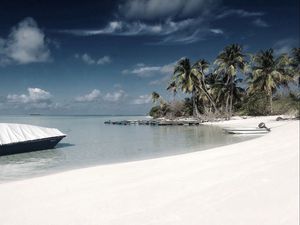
<box><xmin>0</xmin><ymin>115</ymin><xmax>253</xmax><ymax>182</ymax></box>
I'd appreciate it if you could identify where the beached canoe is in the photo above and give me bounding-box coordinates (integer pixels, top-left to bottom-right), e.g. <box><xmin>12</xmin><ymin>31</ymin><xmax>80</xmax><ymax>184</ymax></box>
<box><xmin>0</xmin><ymin>123</ymin><xmax>66</xmax><ymax>156</ymax></box>
<box><xmin>223</xmin><ymin>127</ymin><xmax>270</xmax><ymax>134</ymax></box>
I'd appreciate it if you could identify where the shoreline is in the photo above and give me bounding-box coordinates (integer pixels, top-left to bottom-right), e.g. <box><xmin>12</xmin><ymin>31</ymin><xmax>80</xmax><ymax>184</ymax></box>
<box><xmin>0</xmin><ymin>116</ymin><xmax>299</xmax><ymax>225</ymax></box>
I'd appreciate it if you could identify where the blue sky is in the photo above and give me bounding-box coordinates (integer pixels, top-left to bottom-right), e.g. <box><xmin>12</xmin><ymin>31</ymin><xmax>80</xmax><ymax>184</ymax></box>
<box><xmin>0</xmin><ymin>0</ymin><xmax>299</xmax><ymax>115</ymax></box>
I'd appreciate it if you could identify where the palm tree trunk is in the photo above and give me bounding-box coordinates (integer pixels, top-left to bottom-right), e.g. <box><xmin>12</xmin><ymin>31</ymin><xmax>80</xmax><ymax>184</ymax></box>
<box><xmin>204</xmin><ymin>89</ymin><xmax>218</xmax><ymax>113</ymax></box>
<box><xmin>225</xmin><ymin>94</ymin><xmax>230</xmax><ymax>119</ymax></box>
<box><xmin>172</xmin><ymin>89</ymin><xmax>176</xmax><ymax>102</ymax></box>
<box><xmin>224</xmin><ymin>74</ymin><xmax>231</xmax><ymax>119</ymax></box>
<box><xmin>192</xmin><ymin>91</ymin><xmax>201</xmax><ymax>118</ymax></box>
<box><xmin>200</xmin><ymin>78</ymin><xmax>219</xmax><ymax>114</ymax></box>
<box><xmin>229</xmin><ymin>82</ymin><xmax>234</xmax><ymax>120</ymax></box>
<box><xmin>269</xmin><ymin>92</ymin><xmax>273</xmax><ymax>114</ymax></box>
<box><xmin>192</xmin><ymin>92</ymin><xmax>196</xmax><ymax>117</ymax></box>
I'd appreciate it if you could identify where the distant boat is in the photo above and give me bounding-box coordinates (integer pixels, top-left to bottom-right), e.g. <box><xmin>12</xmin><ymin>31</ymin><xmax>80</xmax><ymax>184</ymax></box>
<box><xmin>0</xmin><ymin>123</ymin><xmax>66</xmax><ymax>156</ymax></box>
<box><xmin>223</xmin><ymin>127</ymin><xmax>270</xmax><ymax>134</ymax></box>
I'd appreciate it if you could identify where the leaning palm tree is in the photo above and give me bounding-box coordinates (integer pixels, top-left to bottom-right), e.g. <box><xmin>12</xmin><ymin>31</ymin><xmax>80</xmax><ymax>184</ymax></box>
<box><xmin>173</xmin><ymin>58</ymin><xmax>201</xmax><ymax>117</ymax></box>
<box><xmin>248</xmin><ymin>49</ymin><xmax>293</xmax><ymax>114</ymax></box>
<box><xmin>192</xmin><ymin>59</ymin><xmax>219</xmax><ymax>114</ymax></box>
<box><xmin>210</xmin><ymin>75</ymin><xmax>230</xmax><ymax>114</ymax></box>
<box><xmin>215</xmin><ymin>44</ymin><xmax>247</xmax><ymax>119</ymax></box>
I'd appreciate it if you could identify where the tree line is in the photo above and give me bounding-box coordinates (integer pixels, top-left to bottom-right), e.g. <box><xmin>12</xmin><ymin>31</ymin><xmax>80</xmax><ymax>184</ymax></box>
<box><xmin>150</xmin><ymin>44</ymin><xmax>300</xmax><ymax>119</ymax></box>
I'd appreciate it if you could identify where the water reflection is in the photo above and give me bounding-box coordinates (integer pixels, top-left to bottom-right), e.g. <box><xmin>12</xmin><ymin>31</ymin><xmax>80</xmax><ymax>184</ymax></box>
<box><xmin>0</xmin><ymin>116</ymin><xmax>253</xmax><ymax>182</ymax></box>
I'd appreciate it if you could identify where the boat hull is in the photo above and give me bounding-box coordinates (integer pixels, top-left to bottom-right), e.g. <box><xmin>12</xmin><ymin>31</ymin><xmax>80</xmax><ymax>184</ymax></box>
<box><xmin>224</xmin><ymin>128</ymin><xmax>269</xmax><ymax>134</ymax></box>
<box><xmin>0</xmin><ymin>136</ymin><xmax>66</xmax><ymax>156</ymax></box>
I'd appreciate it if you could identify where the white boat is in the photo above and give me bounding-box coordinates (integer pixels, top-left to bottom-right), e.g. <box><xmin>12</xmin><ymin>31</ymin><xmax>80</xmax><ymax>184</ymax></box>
<box><xmin>223</xmin><ymin>127</ymin><xmax>270</xmax><ymax>134</ymax></box>
<box><xmin>0</xmin><ymin>123</ymin><xmax>66</xmax><ymax>156</ymax></box>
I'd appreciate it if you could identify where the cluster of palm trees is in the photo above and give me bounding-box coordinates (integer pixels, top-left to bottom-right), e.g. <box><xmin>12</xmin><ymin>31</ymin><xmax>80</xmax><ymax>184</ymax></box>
<box><xmin>151</xmin><ymin>44</ymin><xmax>299</xmax><ymax>119</ymax></box>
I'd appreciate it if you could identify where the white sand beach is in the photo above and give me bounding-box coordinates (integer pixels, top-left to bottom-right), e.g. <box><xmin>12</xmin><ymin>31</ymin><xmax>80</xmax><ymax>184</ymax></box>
<box><xmin>0</xmin><ymin>116</ymin><xmax>298</xmax><ymax>225</ymax></box>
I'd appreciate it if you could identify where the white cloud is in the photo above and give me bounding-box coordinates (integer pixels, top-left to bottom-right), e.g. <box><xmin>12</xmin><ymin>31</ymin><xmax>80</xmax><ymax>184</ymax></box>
<box><xmin>67</xmin><ymin>18</ymin><xmax>224</xmax><ymax>44</ymax></box>
<box><xmin>149</xmin><ymin>75</ymin><xmax>170</xmax><ymax>86</ymax></box>
<box><xmin>0</xmin><ymin>18</ymin><xmax>51</xmax><ymax>65</ymax></box>
<box><xmin>118</xmin><ymin>0</ymin><xmax>219</xmax><ymax>20</ymax></box>
<box><xmin>123</xmin><ymin>66</ymin><xmax>161</xmax><ymax>77</ymax></box>
<box><xmin>136</xmin><ymin>63</ymin><xmax>145</xmax><ymax>67</ymax></box>
<box><xmin>56</xmin><ymin>2</ymin><xmax>266</xmax><ymax>45</ymax></box>
<box><xmin>6</xmin><ymin>88</ymin><xmax>56</xmax><ymax>109</ymax></box>
<box><xmin>75</xmin><ymin>53</ymin><xmax>111</xmax><ymax>65</ymax></box>
<box><xmin>148</xmin><ymin>79</ymin><xmax>162</xmax><ymax>86</ymax></box>
<box><xmin>132</xmin><ymin>94</ymin><xmax>152</xmax><ymax>104</ymax></box>
<box><xmin>273</xmin><ymin>38</ymin><xmax>299</xmax><ymax>55</ymax></box>
<box><xmin>252</xmin><ymin>18</ymin><xmax>269</xmax><ymax>27</ymax></box>
<box><xmin>57</xmin><ymin>0</ymin><xmax>223</xmax><ymax>44</ymax></box>
<box><xmin>63</xmin><ymin>19</ymin><xmax>211</xmax><ymax>44</ymax></box>
<box><xmin>123</xmin><ymin>62</ymin><xmax>174</xmax><ymax>77</ymax></box>
<box><xmin>113</xmin><ymin>83</ymin><xmax>122</xmax><ymax>89</ymax></box>
<box><xmin>216</xmin><ymin>9</ymin><xmax>264</xmax><ymax>19</ymax></box>
<box><xmin>7</xmin><ymin>88</ymin><xmax>52</xmax><ymax>104</ymax></box>
<box><xmin>160</xmin><ymin>28</ymin><xmax>205</xmax><ymax>44</ymax></box>
<box><xmin>210</xmin><ymin>28</ymin><xmax>224</xmax><ymax>34</ymax></box>
<box><xmin>97</xmin><ymin>56</ymin><xmax>111</xmax><ymax>65</ymax></box>
<box><xmin>81</xmin><ymin>53</ymin><xmax>95</xmax><ymax>65</ymax></box>
<box><xmin>62</xmin><ymin>19</ymin><xmax>195</xmax><ymax>37</ymax></box>
<box><xmin>103</xmin><ymin>90</ymin><xmax>127</xmax><ymax>102</ymax></box>
<box><xmin>75</xmin><ymin>89</ymin><xmax>127</xmax><ymax>103</ymax></box>
<box><xmin>75</xmin><ymin>89</ymin><xmax>101</xmax><ymax>102</ymax></box>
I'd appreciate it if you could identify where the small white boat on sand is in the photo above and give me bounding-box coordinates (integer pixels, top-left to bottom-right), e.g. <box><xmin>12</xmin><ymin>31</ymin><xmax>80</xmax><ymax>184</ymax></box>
<box><xmin>224</xmin><ymin>122</ymin><xmax>271</xmax><ymax>134</ymax></box>
<box><xmin>223</xmin><ymin>127</ymin><xmax>270</xmax><ymax>134</ymax></box>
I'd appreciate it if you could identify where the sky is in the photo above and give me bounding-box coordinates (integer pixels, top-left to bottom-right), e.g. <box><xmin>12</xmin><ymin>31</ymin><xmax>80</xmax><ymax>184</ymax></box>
<box><xmin>0</xmin><ymin>0</ymin><xmax>299</xmax><ymax>115</ymax></box>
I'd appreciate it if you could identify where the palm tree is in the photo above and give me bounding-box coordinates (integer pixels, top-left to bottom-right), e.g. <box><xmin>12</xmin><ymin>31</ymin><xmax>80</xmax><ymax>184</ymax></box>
<box><xmin>212</xmin><ymin>78</ymin><xmax>245</xmax><ymax>115</ymax></box>
<box><xmin>290</xmin><ymin>48</ymin><xmax>300</xmax><ymax>86</ymax></box>
<box><xmin>215</xmin><ymin>44</ymin><xmax>247</xmax><ymax>119</ymax></box>
<box><xmin>151</xmin><ymin>91</ymin><xmax>169</xmax><ymax>116</ymax></box>
<box><xmin>166</xmin><ymin>81</ymin><xmax>177</xmax><ymax>101</ymax></box>
<box><xmin>192</xmin><ymin>59</ymin><xmax>219</xmax><ymax>114</ymax></box>
<box><xmin>210</xmin><ymin>75</ymin><xmax>230</xmax><ymax>114</ymax></box>
<box><xmin>151</xmin><ymin>92</ymin><xmax>160</xmax><ymax>104</ymax></box>
<box><xmin>173</xmin><ymin>58</ymin><xmax>201</xmax><ymax>117</ymax></box>
<box><xmin>248</xmin><ymin>49</ymin><xmax>292</xmax><ymax>114</ymax></box>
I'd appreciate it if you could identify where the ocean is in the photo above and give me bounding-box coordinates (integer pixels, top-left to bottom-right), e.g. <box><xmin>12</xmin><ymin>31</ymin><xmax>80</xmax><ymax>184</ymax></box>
<box><xmin>0</xmin><ymin>115</ymin><xmax>253</xmax><ymax>182</ymax></box>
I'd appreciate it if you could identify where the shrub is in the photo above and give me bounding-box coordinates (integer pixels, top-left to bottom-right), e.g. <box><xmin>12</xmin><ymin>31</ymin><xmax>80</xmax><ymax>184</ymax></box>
<box><xmin>240</xmin><ymin>92</ymin><xmax>269</xmax><ymax>116</ymax></box>
<box><xmin>272</xmin><ymin>92</ymin><xmax>300</xmax><ymax>116</ymax></box>
<box><xmin>183</xmin><ymin>98</ymin><xmax>193</xmax><ymax>116</ymax></box>
<box><xmin>149</xmin><ymin>106</ymin><xmax>162</xmax><ymax>118</ymax></box>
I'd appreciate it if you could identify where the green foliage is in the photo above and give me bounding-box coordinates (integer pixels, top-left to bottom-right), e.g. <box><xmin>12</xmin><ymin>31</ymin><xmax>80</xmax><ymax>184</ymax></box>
<box><xmin>214</xmin><ymin>44</ymin><xmax>247</xmax><ymax>119</ymax></box>
<box><xmin>183</xmin><ymin>98</ymin><xmax>193</xmax><ymax>116</ymax></box>
<box><xmin>248</xmin><ymin>49</ymin><xmax>293</xmax><ymax>113</ymax></box>
<box><xmin>149</xmin><ymin>99</ymin><xmax>194</xmax><ymax>118</ymax></box>
<box><xmin>149</xmin><ymin>106</ymin><xmax>162</xmax><ymax>118</ymax></box>
<box><xmin>291</xmin><ymin>48</ymin><xmax>300</xmax><ymax>85</ymax></box>
<box><xmin>149</xmin><ymin>44</ymin><xmax>299</xmax><ymax>119</ymax></box>
<box><xmin>239</xmin><ymin>92</ymin><xmax>300</xmax><ymax>116</ymax></box>
<box><xmin>151</xmin><ymin>92</ymin><xmax>160</xmax><ymax>103</ymax></box>
<box><xmin>240</xmin><ymin>92</ymin><xmax>269</xmax><ymax>116</ymax></box>
<box><xmin>272</xmin><ymin>93</ymin><xmax>300</xmax><ymax>115</ymax></box>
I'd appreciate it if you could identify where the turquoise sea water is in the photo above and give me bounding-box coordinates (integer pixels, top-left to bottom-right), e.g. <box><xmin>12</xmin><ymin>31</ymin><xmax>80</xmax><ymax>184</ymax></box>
<box><xmin>0</xmin><ymin>115</ymin><xmax>253</xmax><ymax>182</ymax></box>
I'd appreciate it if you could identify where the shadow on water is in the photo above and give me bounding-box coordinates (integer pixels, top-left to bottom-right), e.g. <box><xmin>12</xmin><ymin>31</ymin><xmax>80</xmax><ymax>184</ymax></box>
<box><xmin>0</xmin><ymin>148</ymin><xmax>63</xmax><ymax>164</ymax></box>
<box><xmin>0</xmin><ymin>142</ymin><xmax>74</xmax><ymax>163</ymax></box>
<box><xmin>56</xmin><ymin>143</ymin><xmax>75</xmax><ymax>149</ymax></box>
